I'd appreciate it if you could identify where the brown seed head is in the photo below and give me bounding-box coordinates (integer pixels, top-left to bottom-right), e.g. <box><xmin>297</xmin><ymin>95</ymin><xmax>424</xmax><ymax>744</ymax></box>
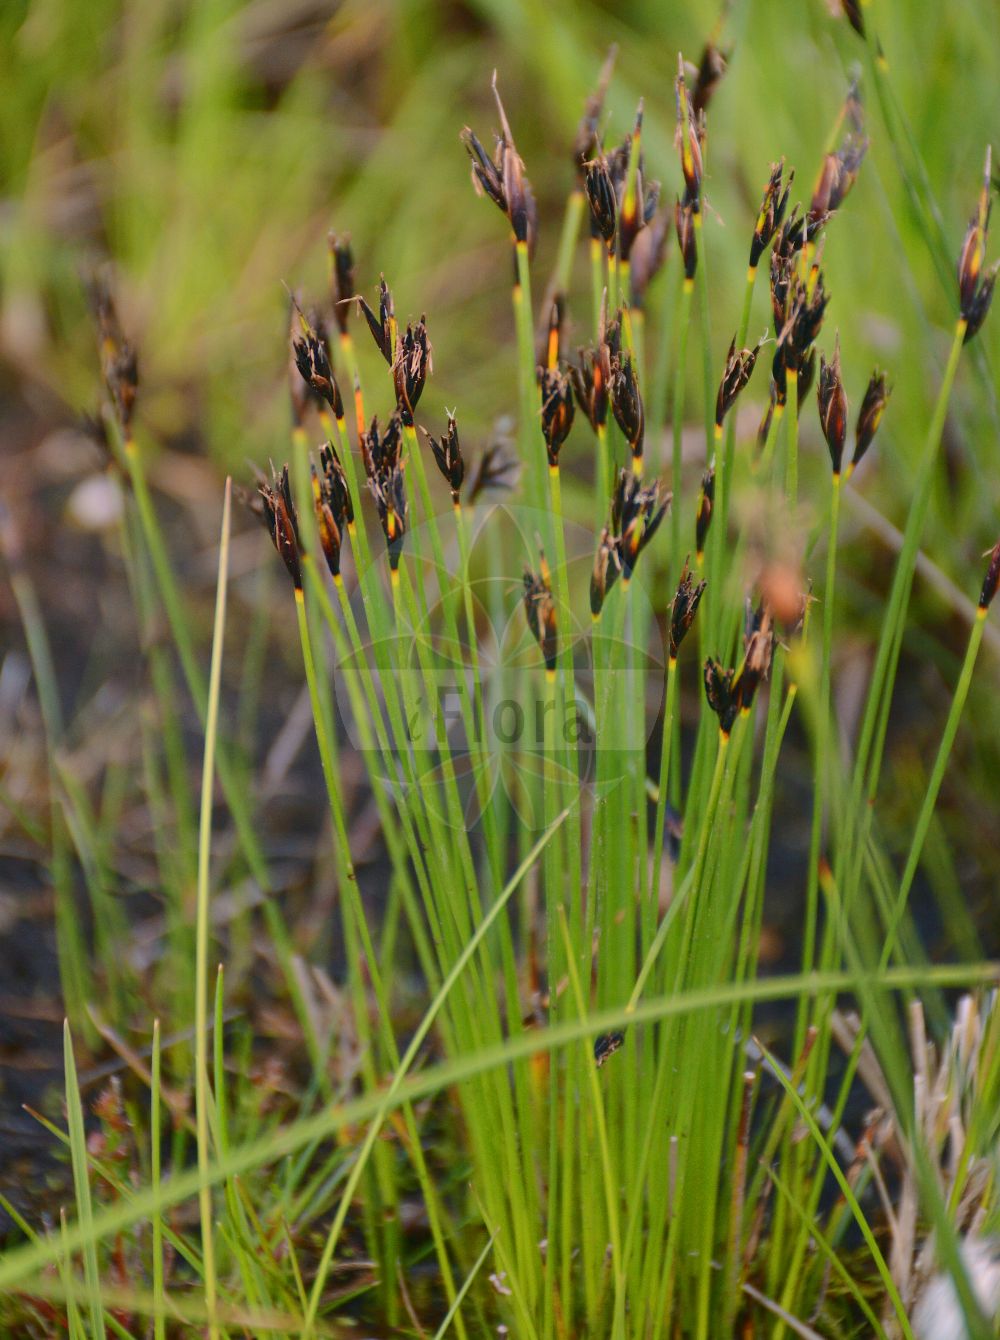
<box><xmin>609</xmin><ymin>351</ymin><xmax>645</xmax><ymax>465</ymax></box>
<box><xmin>461</xmin><ymin>75</ymin><xmax>538</xmax><ymax>254</ymax></box>
<box><xmin>695</xmin><ymin>467</ymin><xmax>715</xmax><ymax>558</ymax></box>
<box><xmin>692</xmin><ymin>42</ymin><xmax>728</xmax><ymax>118</ymax></box>
<box><xmin>466</xmin><ymin>437</ymin><xmax>521</xmax><ymax>503</ymax></box>
<box><xmin>90</xmin><ymin>278</ymin><xmax>139</xmax><ymax>434</ymax></box>
<box><xmin>750</xmin><ymin>160</ymin><xmax>794</xmax><ymax>270</ymax></box>
<box><xmin>538</xmin><ymin>366</ymin><xmax>576</xmax><ymax>468</ymax></box>
<box><xmin>313</xmin><ymin>442</ymin><xmax>353</xmax><ymax>578</ymax></box>
<box><xmin>669</xmin><ymin>559</ymin><xmax>707</xmax><ymax>659</ymax></box>
<box><xmin>392</xmin><ymin>317</ymin><xmax>432</xmax><ymax>426</ymax></box>
<box><xmin>715</xmin><ymin>335</ymin><xmax>762</xmax><ymax>429</ymax></box>
<box><xmin>756</xmin><ymin>380</ymin><xmax>779</xmax><ymax>455</ymax></box>
<box><xmin>979</xmin><ymin>540</ymin><xmax>1000</xmax><ymax>610</ymax></box>
<box><xmin>328</xmin><ymin>233</ymin><xmax>354</xmax><ymax>335</ymax></box>
<box><xmin>611</xmin><ymin>469</ymin><xmax>669</xmax><ymax>581</ymax></box>
<box><xmin>258</xmin><ymin>463</ymin><xmax>303</xmax><ymax>589</ymax></box>
<box><xmin>704</xmin><ymin>658</ymin><xmax>738</xmax><ymax>735</ymax></box>
<box><xmin>958</xmin><ymin>146</ymin><xmax>994</xmax><ymax>333</ymax></box>
<box><xmin>817</xmin><ymin>336</ymin><xmax>848</xmax><ymax>474</ymax></box>
<box><xmin>572</xmin><ymin>326</ymin><xmax>612</xmax><ymax>435</ymax></box>
<box><xmin>590</xmin><ymin>526</ymin><xmax>622</xmax><ymax>619</ymax></box>
<box><xmin>357</xmin><ymin>276</ymin><xmax>395</xmax><ymax>364</ymax></box>
<box><xmin>809</xmin><ymin>84</ymin><xmax>868</xmax><ymax>226</ymax></box>
<box><xmin>523</xmin><ymin>554</ymin><xmax>558</xmax><ymax>673</ymax></box>
<box><xmin>734</xmin><ymin>601</ymin><xmax>774</xmax><ymax>711</ymax></box>
<box><xmin>675</xmin><ymin>54</ymin><xmax>704</xmax><ymax>210</ymax></box>
<box><xmin>675</xmin><ymin>197</ymin><xmax>698</xmax><ymax>281</ymax></box>
<box><xmin>424</xmin><ymin>413</ymin><xmax>465</xmax><ymax>504</ymax></box>
<box><xmin>585</xmin><ymin>154</ymin><xmax>618</xmax><ymax>245</ymax></box>
<box><xmin>367</xmin><ymin>451</ymin><xmax>408</xmax><ymax>572</ymax></box>
<box><xmin>292</xmin><ymin>309</ymin><xmax>342</xmax><ymax>419</ymax></box>
<box><xmin>852</xmin><ymin>368</ymin><xmax>891</xmax><ymax>470</ymax></box>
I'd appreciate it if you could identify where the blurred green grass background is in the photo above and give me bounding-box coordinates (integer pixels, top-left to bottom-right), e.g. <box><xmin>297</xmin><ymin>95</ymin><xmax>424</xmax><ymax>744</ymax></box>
<box><xmin>3</xmin><ymin>0</ymin><xmax>1000</xmax><ymax>808</ymax></box>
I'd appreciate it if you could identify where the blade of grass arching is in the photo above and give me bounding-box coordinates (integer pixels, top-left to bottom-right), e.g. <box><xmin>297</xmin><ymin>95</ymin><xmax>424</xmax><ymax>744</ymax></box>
<box><xmin>758</xmin><ymin>1038</ymin><xmax>914</xmax><ymax>1340</ymax></box>
<box><xmin>151</xmin><ymin>1019</ymin><xmax>166</xmax><ymax>1340</ymax></box>
<box><xmin>64</xmin><ymin>1020</ymin><xmax>107</xmax><ymax>1340</ymax></box>
<box><xmin>8</xmin><ymin>960</ymin><xmax>1000</xmax><ymax>1299</ymax></box>
<box><xmin>301</xmin><ymin>806</ymin><xmax>572</xmax><ymax>1338</ymax></box>
<box><xmin>194</xmin><ymin>477</ymin><xmax>232</xmax><ymax>1340</ymax></box>
<box><xmin>431</xmin><ymin>1230</ymin><xmax>498</xmax><ymax>1340</ymax></box>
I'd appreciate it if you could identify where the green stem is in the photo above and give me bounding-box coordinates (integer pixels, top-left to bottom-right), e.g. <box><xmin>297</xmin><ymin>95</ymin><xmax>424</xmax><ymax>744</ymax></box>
<box><xmin>194</xmin><ymin>478</ymin><xmax>231</xmax><ymax>1340</ymax></box>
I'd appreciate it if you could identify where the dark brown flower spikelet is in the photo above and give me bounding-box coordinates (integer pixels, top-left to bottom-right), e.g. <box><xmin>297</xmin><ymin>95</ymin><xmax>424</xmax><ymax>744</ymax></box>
<box><xmin>572</xmin><ymin>342</ymin><xmax>611</xmax><ymax>434</ymax></box>
<box><xmin>675</xmin><ymin>197</ymin><xmax>697</xmax><ymax>280</ymax></box>
<box><xmin>89</xmin><ymin>278</ymin><xmax>139</xmax><ymax>434</ymax></box>
<box><xmin>611</xmin><ymin>469</ymin><xmax>669</xmax><ymax>581</ymax></box>
<box><xmin>594</xmin><ymin>1031</ymin><xmax>625</xmax><ymax>1068</ymax></box>
<box><xmin>808</xmin><ymin>83</ymin><xmax>867</xmax><ymax>226</ymax></box>
<box><xmin>715</xmin><ymin>336</ymin><xmax>762</xmax><ymax>429</ymax></box>
<box><xmin>258</xmin><ymin>463</ymin><xmax>303</xmax><ymax>589</ymax></box>
<box><xmin>979</xmin><ymin>540</ymin><xmax>1000</xmax><ymax>610</ymax></box>
<box><xmin>538</xmin><ymin>367</ymin><xmax>575</xmax><ymax>468</ymax></box>
<box><xmin>357</xmin><ymin>276</ymin><xmax>395</xmax><ymax>364</ymax></box>
<box><xmin>292</xmin><ymin>312</ymin><xmax>342</xmax><ymax>418</ymax></box>
<box><xmin>313</xmin><ymin>442</ymin><xmax>353</xmax><ymax>578</ymax></box>
<box><xmin>466</xmin><ymin>438</ymin><xmax>521</xmax><ymax>503</ymax></box>
<box><xmin>704</xmin><ymin>658</ymin><xmax>738</xmax><ymax>735</ymax></box>
<box><xmin>424</xmin><ymin>414</ymin><xmax>465</xmax><ymax>504</ymax></box>
<box><xmin>461</xmin><ymin>74</ymin><xmax>537</xmax><ymax>254</ymax></box>
<box><xmin>750</xmin><ymin>160</ymin><xmax>794</xmax><ymax>270</ymax></box>
<box><xmin>733</xmin><ymin>601</ymin><xmax>774</xmax><ymax>712</ymax></box>
<box><xmin>669</xmin><ymin>559</ymin><xmax>707</xmax><ymax>659</ymax></box>
<box><xmin>609</xmin><ymin>352</ymin><xmax>645</xmax><ymax>465</ymax></box>
<box><xmin>392</xmin><ymin>317</ymin><xmax>432</xmax><ymax>426</ymax></box>
<box><xmin>958</xmin><ymin>147</ymin><xmax>994</xmax><ymax>340</ymax></box>
<box><xmin>616</xmin><ymin>102</ymin><xmax>656</xmax><ymax>265</ymax></box>
<box><xmin>368</xmin><ymin>461</ymin><xmax>408</xmax><ymax>572</ymax></box>
<box><xmin>692</xmin><ymin>41</ymin><xmax>728</xmax><ymax>118</ymax></box>
<box><xmin>584</xmin><ymin>155</ymin><xmax>618</xmax><ymax>244</ymax></box>
<box><xmin>798</xmin><ymin>347</ymin><xmax>817</xmax><ymax>402</ymax></box>
<box><xmin>523</xmin><ymin>554</ymin><xmax>557</xmax><ymax>674</ymax></box>
<box><xmin>756</xmin><ymin>380</ymin><xmax>779</xmax><ymax>455</ymax></box>
<box><xmin>328</xmin><ymin>233</ymin><xmax>354</xmax><ymax>335</ymax></box>
<box><xmin>674</xmin><ymin>53</ymin><xmax>704</xmax><ymax>210</ymax></box>
<box><xmin>590</xmin><ymin>527</ymin><xmax>622</xmax><ymax>619</ymax></box>
<box><xmin>695</xmin><ymin>467</ymin><xmax>715</xmax><ymax>558</ymax></box>
<box><xmin>817</xmin><ymin>335</ymin><xmax>848</xmax><ymax>474</ymax></box>
<box><xmin>852</xmin><ymin>368</ymin><xmax>891</xmax><ymax>470</ymax></box>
